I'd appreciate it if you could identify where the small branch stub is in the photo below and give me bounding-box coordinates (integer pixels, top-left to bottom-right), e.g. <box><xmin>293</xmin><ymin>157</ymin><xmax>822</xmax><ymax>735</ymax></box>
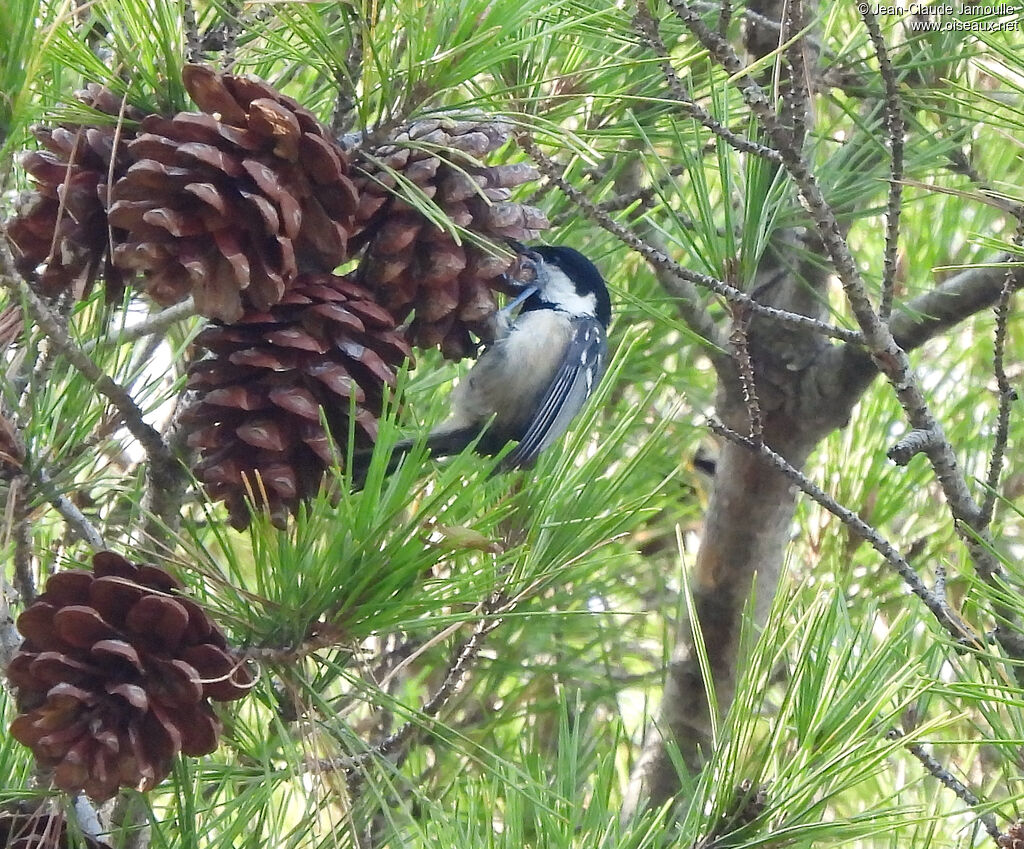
<box><xmin>887</xmin><ymin>428</ymin><xmax>941</xmax><ymax>466</ymax></box>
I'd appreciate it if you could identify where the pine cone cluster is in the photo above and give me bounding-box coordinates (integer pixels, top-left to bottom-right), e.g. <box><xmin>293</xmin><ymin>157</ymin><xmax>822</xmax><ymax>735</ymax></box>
<box><xmin>0</xmin><ymin>807</ymin><xmax>110</xmax><ymax>849</ymax></box>
<box><xmin>8</xmin><ymin>552</ymin><xmax>254</xmax><ymax>801</ymax></box>
<box><xmin>8</xmin><ymin>64</ymin><xmax>552</xmax><ymax>524</ymax></box>
<box><xmin>6</xmin><ymin>85</ymin><xmax>142</xmax><ymax>301</ymax></box>
<box><xmin>351</xmin><ymin>117</ymin><xmax>548</xmax><ymax>359</ymax></box>
<box><xmin>182</xmin><ymin>272</ymin><xmax>412</xmax><ymax>528</ymax></box>
<box><xmin>108</xmin><ymin>65</ymin><xmax>360</xmax><ymax>322</ymax></box>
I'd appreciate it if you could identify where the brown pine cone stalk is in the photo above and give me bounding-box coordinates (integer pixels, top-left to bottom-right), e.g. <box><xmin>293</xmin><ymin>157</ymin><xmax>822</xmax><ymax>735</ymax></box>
<box><xmin>8</xmin><ymin>552</ymin><xmax>253</xmax><ymax>801</ymax></box>
<box><xmin>183</xmin><ymin>272</ymin><xmax>412</xmax><ymax>528</ymax></box>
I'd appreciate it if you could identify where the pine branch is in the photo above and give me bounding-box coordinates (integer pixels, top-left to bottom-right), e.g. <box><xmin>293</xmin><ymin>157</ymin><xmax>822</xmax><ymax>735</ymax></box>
<box><xmin>633</xmin><ymin>0</ymin><xmax>782</xmax><ymax>164</ymax></box>
<box><xmin>669</xmin><ymin>0</ymin><xmax>993</xmax><ymax>545</ymax></box>
<box><xmin>708</xmin><ymin>418</ymin><xmax>976</xmax><ymax>643</ymax></box>
<box><xmin>887</xmin><ymin>728</ymin><xmax>1002</xmax><ymax>843</ymax></box>
<box><xmin>860</xmin><ymin>9</ymin><xmax>905</xmax><ymax>321</ymax></box>
<box><xmin>311</xmin><ymin>592</ymin><xmax>511</xmax><ymax>778</ymax></box>
<box><xmin>1</xmin><ymin>273</ymin><xmax>173</xmax><ymax>470</ymax></box>
<box><xmin>980</xmin><ymin>233</ymin><xmax>1021</xmax><ymax>527</ymax></box>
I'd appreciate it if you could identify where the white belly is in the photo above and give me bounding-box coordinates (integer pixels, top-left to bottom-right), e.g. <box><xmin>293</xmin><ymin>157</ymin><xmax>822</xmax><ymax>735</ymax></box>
<box><xmin>450</xmin><ymin>310</ymin><xmax>572</xmax><ymax>437</ymax></box>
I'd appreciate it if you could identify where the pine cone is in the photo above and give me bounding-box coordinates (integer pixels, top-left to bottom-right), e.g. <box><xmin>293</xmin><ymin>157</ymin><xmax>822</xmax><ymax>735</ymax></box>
<box><xmin>1000</xmin><ymin>822</ymin><xmax>1024</xmax><ymax>849</ymax></box>
<box><xmin>5</xmin><ymin>85</ymin><xmax>142</xmax><ymax>301</ymax></box>
<box><xmin>0</xmin><ymin>807</ymin><xmax>110</xmax><ymax>849</ymax></box>
<box><xmin>108</xmin><ymin>65</ymin><xmax>361</xmax><ymax>322</ymax></box>
<box><xmin>351</xmin><ymin>117</ymin><xmax>548</xmax><ymax>359</ymax></box>
<box><xmin>8</xmin><ymin>552</ymin><xmax>254</xmax><ymax>801</ymax></box>
<box><xmin>182</xmin><ymin>272</ymin><xmax>412</xmax><ymax>528</ymax></box>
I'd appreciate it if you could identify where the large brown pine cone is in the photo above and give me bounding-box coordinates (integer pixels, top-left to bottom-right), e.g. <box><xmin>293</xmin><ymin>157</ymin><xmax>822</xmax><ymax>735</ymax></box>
<box><xmin>6</xmin><ymin>85</ymin><xmax>142</xmax><ymax>301</ymax></box>
<box><xmin>351</xmin><ymin>117</ymin><xmax>548</xmax><ymax>359</ymax></box>
<box><xmin>108</xmin><ymin>65</ymin><xmax>360</xmax><ymax>322</ymax></box>
<box><xmin>182</xmin><ymin>272</ymin><xmax>412</xmax><ymax>528</ymax></box>
<box><xmin>7</xmin><ymin>552</ymin><xmax>253</xmax><ymax>801</ymax></box>
<box><xmin>0</xmin><ymin>807</ymin><xmax>110</xmax><ymax>849</ymax></box>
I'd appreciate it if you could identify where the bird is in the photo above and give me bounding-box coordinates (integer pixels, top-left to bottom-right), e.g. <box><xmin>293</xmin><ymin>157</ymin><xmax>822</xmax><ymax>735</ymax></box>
<box><xmin>383</xmin><ymin>244</ymin><xmax>612</xmax><ymax>475</ymax></box>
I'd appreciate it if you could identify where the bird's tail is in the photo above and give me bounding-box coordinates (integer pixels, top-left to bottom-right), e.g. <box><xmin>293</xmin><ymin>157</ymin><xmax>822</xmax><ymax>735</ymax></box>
<box><xmin>349</xmin><ymin>426</ymin><xmax>482</xmax><ymax>490</ymax></box>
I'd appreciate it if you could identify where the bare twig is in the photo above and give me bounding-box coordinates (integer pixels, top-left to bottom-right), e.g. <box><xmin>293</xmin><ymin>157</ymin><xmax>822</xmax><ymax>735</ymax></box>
<box><xmin>544</xmin><ymin>165</ymin><xmax>696</xmax><ymax>229</ymax></box>
<box><xmin>633</xmin><ymin>0</ymin><xmax>782</xmax><ymax>164</ymax></box>
<box><xmin>1</xmin><ymin>557</ymin><xmax>24</xmax><ymax>671</ymax></box>
<box><xmin>138</xmin><ymin>400</ymin><xmax>191</xmax><ymax>553</ymax></box>
<box><xmin>519</xmin><ymin>136</ymin><xmax>865</xmax><ymax>346</ymax></box>
<box><xmin>1</xmin><ymin>274</ymin><xmax>173</xmax><ymax>470</ymax></box>
<box><xmin>183</xmin><ymin>0</ymin><xmax>202</xmax><ymax>64</ymax></box>
<box><xmin>84</xmin><ymin>298</ymin><xmax>196</xmax><ymax>353</ymax></box>
<box><xmin>886</xmin><ymin>728</ymin><xmax>1001</xmax><ymax>842</ymax></box>
<box><xmin>692</xmin><ymin>0</ymin><xmax>782</xmax><ymax>32</ymax></box>
<box><xmin>979</xmin><ymin>234</ymin><xmax>1021</xmax><ymax>528</ymax></box>
<box><xmin>8</xmin><ymin>477</ymin><xmax>36</xmax><ymax>600</ymax></box>
<box><xmin>782</xmin><ymin>0</ymin><xmax>810</xmax><ymax>152</ymax></box>
<box><xmin>861</xmin><ymin>9</ymin><xmax>905</xmax><ymax>321</ymax></box>
<box><xmin>219</xmin><ymin>0</ymin><xmax>244</xmax><ymax>66</ymax></box>
<box><xmin>728</xmin><ymin>306</ymin><xmax>763</xmax><ymax>444</ymax></box>
<box><xmin>71</xmin><ymin>795</ymin><xmax>105</xmax><ymax>843</ymax></box>
<box><xmin>717</xmin><ymin>0</ymin><xmax>733</xmax><ymax>36</ymax></box>
<box><xmin>30</xmin><ymin>467</ymin><xmax>106</xmax><ymax>551</ymax></box>
<box><xmin>708</xmin><ymin>418</ymin><xmax>976</xmax><ymax>643</ymax></box>
<box><xmin>331</xmin><ymin>9</ymin><xmax>365</xmax><ymax>136</ymax></box>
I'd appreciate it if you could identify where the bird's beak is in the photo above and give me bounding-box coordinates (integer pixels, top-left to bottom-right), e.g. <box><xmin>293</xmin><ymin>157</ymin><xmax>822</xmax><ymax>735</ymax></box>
<box><xmin>502</xmin><ymin>285</ymin><xmax>539</xmax><ymax>312</ymax></box>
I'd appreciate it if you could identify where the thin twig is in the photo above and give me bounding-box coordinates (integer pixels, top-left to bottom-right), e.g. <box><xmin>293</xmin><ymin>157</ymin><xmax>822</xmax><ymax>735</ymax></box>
<box><xmin>84</xmin><ymin>298</ymin><xmax>196</xmax><ymax>353</ymax></box>
<box><xmin>546</xmin><ymin>166</ymin><xmax>697</xmax><ymax>228</ymax></box>
<box><xmin>331</xmin><ymin>8</ymin><xmax>365</xmax><ymax>136</ymax></box>
<box><xmin>633</xmin><ymin>0</ymin><xmax>783</xmax><ymax>164</ymax></box>
<box><xmin>0</xmin><ymin>580</ymin><xmax>21</xmax><ymax>671</ymax></box>
<box><xmin>71</xmin><ymin>795</ymin><xmax>105</xmax><ymax>843</ymax></box>
<box><xmin>979</xmin><ymin>235</ymin><xmax>1020</xmax><ymax>528</ymax></box>
<box><xmin>183</xmin><ymin>0</ymin><xmax>202</xmax><ymax>64</ymax></box>
<box><xmin>782</xmin><ymin>0</ymin><xmax>810</xmax><ymax>153</ymax></box>
<box><xmin>519</xmin><ymin>135</ymin><xmax>865</xmax><ymax>346</ymax></box>
<box><xmin>708</xmin><ymin>418</ymin><xmax>976</xmax><ymax>643</ymax></box>
<box><xmin>219</xmin><ymin>0</ymin><xmax>244</xmax><ymax>67</ymax></box>
<box><xmin>311</xmin><ymin>595</ymin><xmax>511</xmax><ymax>776</ymax></box>
<box><xmin>886</xmin><ymin>728</ymin><xmax>1001</xmax><ymax>842</ymax></box>
<box><xmin>1</xmin><ymin>274</ymin><xmax>173</xmax><ymax>470</ymax></box>
<box><xmin>8</xmin><ymin>477</ymin><xmax>36</xmax><ymax>601</ymax></box>
<box><xmin>728</xmin><ymin>305</ymin><xmax>763</xmax><ymax>444</ymax></box>
<box><xmin>33</xmin><ymin>467</ymin><xmax>107</xmax><ymax>550</ymax></box>
<box><xmin>861</xmin><ymin>9</ymin><xmax>905</xmax><ymax>320</ymax></box>
<box><xmin>716</xmin><ymin>0</ymin><xmax>733</xmax><ymax>36</ymax></box>
<box><xmin>138</xmin><ymin>403</ymin><xmax>191</xmax><ymax>553</ymax></box>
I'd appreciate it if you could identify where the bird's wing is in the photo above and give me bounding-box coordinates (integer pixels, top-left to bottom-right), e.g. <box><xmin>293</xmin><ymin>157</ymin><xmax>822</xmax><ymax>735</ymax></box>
<box><xmin>500</xmin><ymin>316</ymin><xmax>607</xmax><ymax>470</ymax></box>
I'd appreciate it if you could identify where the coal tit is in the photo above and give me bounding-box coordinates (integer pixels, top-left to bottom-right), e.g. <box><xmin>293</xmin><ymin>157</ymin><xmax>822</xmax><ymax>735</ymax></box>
<box><xmin>407</xmin><ymin>244</ymin><xmax>612</xmax><ymax>470</ymax></box>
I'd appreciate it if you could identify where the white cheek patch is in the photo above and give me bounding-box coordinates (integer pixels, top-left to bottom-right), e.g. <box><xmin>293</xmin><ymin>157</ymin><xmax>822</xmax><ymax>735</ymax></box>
<box><xmin>540</xmin><ymin>266</ymin><xmax>599</xmax><ymax>317</ymax></box>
